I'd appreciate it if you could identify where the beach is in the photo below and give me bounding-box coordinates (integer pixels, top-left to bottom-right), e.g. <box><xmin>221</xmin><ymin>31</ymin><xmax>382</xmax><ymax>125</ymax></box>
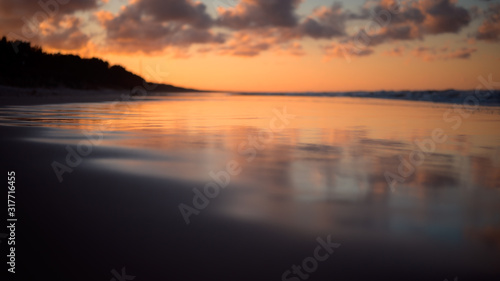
<box><xmin>2</xmin><ymin>0</ymin><xmax>500</xmax><ymax>279</ymax></box>
<box><xmin>1</xmin><ymin>92</ymin><xmax>500</xmax><ymax>280</ymax></box>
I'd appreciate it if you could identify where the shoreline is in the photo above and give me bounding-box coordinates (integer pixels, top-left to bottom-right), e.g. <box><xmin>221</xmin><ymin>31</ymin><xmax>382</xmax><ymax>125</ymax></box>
<box><xmin>0</xmin><ymin>85</ymin><xmax>146</xmax><ymax>106</ymax></box>
<box><xmin>1</xmin><ymin>84</ymin><xmax>499</xmax><ymax>108</ymax></box>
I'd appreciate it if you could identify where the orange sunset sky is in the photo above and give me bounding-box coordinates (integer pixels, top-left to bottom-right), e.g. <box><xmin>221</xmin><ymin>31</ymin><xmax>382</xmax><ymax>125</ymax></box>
<box><xmin>1</xmin><ymin>0</ymin><xmax>499</xmax><ymax>92</ymax></box>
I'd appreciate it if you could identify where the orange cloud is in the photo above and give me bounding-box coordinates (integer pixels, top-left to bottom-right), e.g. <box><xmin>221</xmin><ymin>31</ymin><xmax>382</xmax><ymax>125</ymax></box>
<box><xmin>476</xmin><ymin>3</ymin><xmax>500</xmax><ymax>42</ymax></box>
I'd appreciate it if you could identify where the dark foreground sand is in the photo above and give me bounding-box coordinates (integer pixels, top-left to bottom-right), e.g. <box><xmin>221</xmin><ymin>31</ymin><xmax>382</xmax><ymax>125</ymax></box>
<box><xmin>1</xmin><ymin>123</ymin><xmax>500</xmax><ymax>281</ymax></box>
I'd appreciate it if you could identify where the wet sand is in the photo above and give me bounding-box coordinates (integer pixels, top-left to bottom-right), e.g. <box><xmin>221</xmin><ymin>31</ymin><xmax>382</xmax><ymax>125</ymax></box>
<box><xmin>2</xmin><ymin>127</ymin><xmax>500</xmax><ymax>281</ymax></box>
<box><xmin>1</xmin><ymin>95</ymin><xmax>500</xmax><ymax>281</ymax></box>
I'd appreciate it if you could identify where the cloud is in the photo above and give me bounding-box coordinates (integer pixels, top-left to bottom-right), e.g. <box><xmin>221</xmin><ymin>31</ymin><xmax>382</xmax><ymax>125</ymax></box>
<box><xmin>130</xmin><ymin>0</ymin><xmax>213</xmax><ymax>29</ymax></box>
<box><xmin>0</xmin><ymin>0</ymin><xmax>98</xmax><ymax>17</ymax></box>
<box><xmin>315</xmin><ymin>0</ymin><xmax>472</xmax><ymax>60</ymax></box>
<box><xmin>0</xmin><ymin>0</ymin><xmax>98</xmax><ymax>33</ymax></box>
<box><xmin>412</xmin><ymin>46</ymin><xmax>476</xmax><ymax>61</ymax></box>
<box><xmin>39</xmin><ymin>15</ymin><xmax>89</xmax><ymax>50</ymax></box>
<box><xmin>214</xmin><ymin>28</ymin><xmax>304</xmax><ymax>57</ymax></box>
<box><xmin>216</xmin><ymin>0</ymin><xmax>302</xmax><ymax>29</ymax></box>
<box><xmin>445</xmin><ymin>47</ymin><xmax>477</xmax><ymax>59</ymax></box>
<box><xmin>297</xmin><ymin>3</ymin><xmax>347</xmax><ymax>39</ymax></box>
<box><xmin>279</xmin><ymin>41</ymin><xmax>305</xmax><ymax>56</ymax></box>
<box><xmin>211</xmin><ymin>1</ymin><xmax>351</xmax><ymax>57</ymax></box>
<box><xmin>420</xmin><ymin>0</ymin><xmax>471</xmax><ymax>34</ymax></box>
<box><xmin>358</xmin><ymin>0</ymin><xmax>469</xmax><ymax>46</ymax></box>
<box><xmin>217</xmin><ymin>32</ymin><xmax>271</xmax><ymax>57</ymax></box>
<box><xmin>217</xmin><ymin>1</ymin><xmax>350</xmax><ymax>40</ymax></box>
<box><xmin>475</xmin><ymin>3</ymin><xmax>500</xmax><ymax>42</ymax></box>
<box><xmin>98</xmin><ymin>0</ymin><xmax>225</xmax><ymax>53</ymax></box>
<box><xmin>212</xmin><ymin>0</ymin><xmax>474</xmax><ymax>58</ymax></box>
<box><xmin>383</xmin><ymin>46</ymin><xmax>405</xmax><ymax>56</ymax></box>
<box><xmin>324</xmin><ymin>42</ymin><xmax>476</xmax><ymax>62</ymax></box>
<box><xmin>0</xmin><ymin>0</ymin><xmax>480</xmax><ymax>59</ymax></box>
<box><xmin>351</xmin><ymin>0</ymin><xmax>425</xmax><ymax>44</ymax></box>
<box><xmin>322</xmin><ymin>42</ymin><xmax>374</xmax><ymax>62</ymax></box>
<box><xmin>0</xmin><ymin>0</ymin><xmax>98</xmax><ymax>50</ymax></box>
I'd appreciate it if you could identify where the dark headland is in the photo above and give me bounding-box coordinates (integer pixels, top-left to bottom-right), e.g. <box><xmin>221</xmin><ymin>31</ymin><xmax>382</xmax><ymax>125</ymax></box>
<box><xmin>0</xmin><ymin>37</ymin><xmax>202</xmax><ymax>105</ymax></box>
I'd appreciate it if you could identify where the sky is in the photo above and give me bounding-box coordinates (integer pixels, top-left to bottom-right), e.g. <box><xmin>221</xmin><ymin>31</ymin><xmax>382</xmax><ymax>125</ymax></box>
<box><xmin>1</xmin><ymin>0</ymin><xmax>499</xmax><ymax>92</ymax></box>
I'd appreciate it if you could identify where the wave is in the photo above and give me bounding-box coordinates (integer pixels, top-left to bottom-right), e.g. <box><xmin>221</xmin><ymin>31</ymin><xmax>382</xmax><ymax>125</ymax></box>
<box><xmin>233</xmin><ymin>90</ymin><xmax>500</xmax><ymax>106</ymax></box>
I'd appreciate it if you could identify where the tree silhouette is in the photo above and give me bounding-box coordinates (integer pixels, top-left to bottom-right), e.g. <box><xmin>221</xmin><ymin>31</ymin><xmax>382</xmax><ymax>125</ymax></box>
<box><xmin>0</xmin><ymin>36</ymin><xmax>146</xmax><ymax>90</ymax></box>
